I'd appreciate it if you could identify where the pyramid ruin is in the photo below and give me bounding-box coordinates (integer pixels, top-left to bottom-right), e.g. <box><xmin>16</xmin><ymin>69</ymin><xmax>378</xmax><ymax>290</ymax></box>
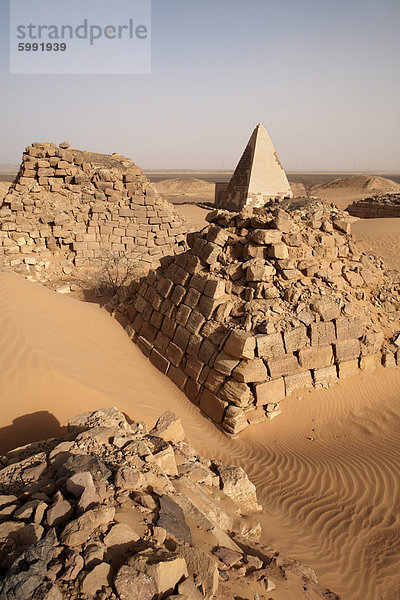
<box><xmin>122</xmin><ymin>199</ymin><xmax>400</xmax><ymax>435</ymax></box>
<box><xmin>347</xmin><ymin>193</ymin><xmax>400</xmax><ymax>218</ymax></box>
<box><xmin>215</xmin><ymin>124</ymin><xmax>293</xmax><ymax>210</ymax></box>
<box><xmin>0</xmin><ymin>142</ymin><xmax>187</xmax><ymax>278</ymax></box>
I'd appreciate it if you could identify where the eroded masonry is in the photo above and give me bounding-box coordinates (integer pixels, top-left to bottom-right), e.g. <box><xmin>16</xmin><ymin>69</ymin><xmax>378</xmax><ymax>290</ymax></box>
<box><xmin>123</xmin><ymin>199</ymin><xmax>400</xmax><ymax>435</ymax></box>
<box><xmin>347</xmin><ymin>193</ymin><xmax>400</xmax><ymax>218</ymax></box>
<box><xmin>0</xmin><ymin>142</ymin><xmax>186</xmax><ymax>277</ymax></box>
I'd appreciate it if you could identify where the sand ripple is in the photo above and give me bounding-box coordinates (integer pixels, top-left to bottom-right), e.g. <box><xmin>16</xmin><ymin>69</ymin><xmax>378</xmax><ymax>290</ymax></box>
<box><xmin>0</xmin><ymin>272</ymin><xmax>399</xmax><ymax>600</ymax></box>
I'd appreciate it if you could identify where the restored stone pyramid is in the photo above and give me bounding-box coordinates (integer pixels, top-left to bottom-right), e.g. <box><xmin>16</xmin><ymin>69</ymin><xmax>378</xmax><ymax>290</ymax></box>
<box><xmin>216</xmin><ymin>124</ymin><xmax>293</xmax><ymax>210</ymax></box>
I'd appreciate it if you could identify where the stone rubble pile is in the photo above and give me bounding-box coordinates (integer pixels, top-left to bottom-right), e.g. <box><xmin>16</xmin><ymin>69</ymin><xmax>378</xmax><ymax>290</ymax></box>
<box><xmin>347</xmin><ymin>193</ymin><xmax>400</xmax><ymax>218</ymax></box>
<box><xmin>0</xmin><ymin>407</ymin><xmax>340</xmax><ymax>600</ymax></box>
<box><xmin>0</xmin><ymin>142</ymin><xmax>187</xmax><ymax>280</ymax></box>
<box><xmin>121</xmin><ymin>199</ymin><xmax>400</xmax><ymax>434</ymax></box>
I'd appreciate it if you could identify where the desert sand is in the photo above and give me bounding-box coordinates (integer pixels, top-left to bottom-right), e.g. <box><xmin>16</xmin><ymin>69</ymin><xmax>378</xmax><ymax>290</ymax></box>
<box><xmin>352</xmin><ymin>218</ymin><xmax>400</xmax><ymax>270</ymax></box>
<box><xmin>1</xmin><ymin>270</ymin><xmax>399</xmax><ymax>600</ymax></box>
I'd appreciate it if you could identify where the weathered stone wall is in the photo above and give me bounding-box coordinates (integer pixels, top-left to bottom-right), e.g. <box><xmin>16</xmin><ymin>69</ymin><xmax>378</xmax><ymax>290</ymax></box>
<box><xmin>347</xmin><ymin>193</ymin><xmax>400</xmax><ymax>218</ymax></box>
<box><xmin>0</xmin><ymin>142</ymin><xmax>186</xmax><ymax>276</ymax></box>
<box><xmin>122</xmin><ymin>200</ymin><xmax>400</xmax><ymax>436</ymax></box>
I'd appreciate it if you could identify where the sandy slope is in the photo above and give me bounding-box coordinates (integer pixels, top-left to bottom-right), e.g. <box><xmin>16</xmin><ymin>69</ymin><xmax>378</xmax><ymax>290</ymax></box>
<box><xmin>0</xmin><ymin>271</ymin><xmax>400</xmax><ymax>599</ymax></box>
<box><xmin>151</xmin><ymin>177</ymin><xmax>215</xmax><ymax>205</ymax></box>
<box><xmin>352</xmin><ymin>218</ymin><xmax>400</xmax><ymax>271</ymax></box>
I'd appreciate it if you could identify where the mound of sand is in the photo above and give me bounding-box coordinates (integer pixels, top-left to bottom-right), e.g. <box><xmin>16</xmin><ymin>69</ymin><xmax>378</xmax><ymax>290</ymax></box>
<box><xmin>1</xmin><ymin>271</ymin><xmax>400</xmax><ymax>599</ymax></box>
<box><xmin>318</xmin><ymin>175</ymin><xmax>400</xmax><ymax>193</ymax></box>
<box><xmin>154</xmin><ymin>177</ymin><xmax>215</xmax><ymax>195</ymax></box>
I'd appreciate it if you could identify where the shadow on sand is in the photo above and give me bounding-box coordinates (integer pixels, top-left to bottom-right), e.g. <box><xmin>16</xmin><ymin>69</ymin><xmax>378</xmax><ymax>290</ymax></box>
<box><xmin>0</xmin><ymin>411</ymin><xmax>67</xmax><ymax>455</ymax></box>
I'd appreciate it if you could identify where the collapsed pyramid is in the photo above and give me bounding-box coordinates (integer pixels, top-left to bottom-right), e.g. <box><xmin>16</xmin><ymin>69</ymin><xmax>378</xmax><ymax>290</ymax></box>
<box><xmin>216</xmin><ymin>124</ymin><xmax>293</xmax><ymax>210</ymax></box>
<box><xmin>0</xmin><ymin>142</ymin><xmax>187</xmax><ymax>278</ymax></box>
<box><xmin>122</xmin><ymin>199</ymin><xmax>400</xmax><ymax>435</ymax></box>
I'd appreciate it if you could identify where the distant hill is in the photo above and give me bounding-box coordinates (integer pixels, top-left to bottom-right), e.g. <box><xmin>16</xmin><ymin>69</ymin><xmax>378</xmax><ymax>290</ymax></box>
<box><xmin>153</xmin><ymin>177</ymin><xmax>214</xmax><ymax>195</ymax></box>
<box><xmin>0</xmin><ymin>164</ymin><xmax>18</xmax><ymax>174</ymax></box>
<box><xmin>317</xmin><ymin>175</ymin><xmax>400</xmax><ymax>194</ymax></box>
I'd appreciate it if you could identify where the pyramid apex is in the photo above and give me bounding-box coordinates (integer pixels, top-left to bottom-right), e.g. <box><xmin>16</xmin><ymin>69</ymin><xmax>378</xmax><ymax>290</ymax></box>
<box><xmin>215</xmin><ymin>124</ymin><xmax>293</xmax><ymax>210</ymax></box>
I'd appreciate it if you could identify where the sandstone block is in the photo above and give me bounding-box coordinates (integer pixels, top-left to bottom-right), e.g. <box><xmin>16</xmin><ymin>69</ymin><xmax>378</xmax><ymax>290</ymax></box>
<box><xmin>311</xmin><ymin>298</ymin><xmax>340</xmax><ymax>321</ymax></box>
<box><xmin>314</xmin><ymin>365</ymin><xmax>338</xmax><ymax>388</ymax></box>
<box><xmin>267</xmin><ymin>354</ymin><xmax>299</xmax><ymax>378</ymax></box>
<box><xmin>199</xmin><ymin>389</ymin><xmax>228</xmax><ymax>423</ymax></box>
<box><xmin>283</xmin><ymin>326</ymin><xmax>309</xmax><ymax>353</ymax></box>
<box><xmin>338</xmin><ymin>359</ymin><xmax>360</xmax><ymax>379</ymax></box>
<box><xmin>256</xmin><ymin>332</ymin><xmax>285</xmax><ymax>359</ymax></box>
<box><xmin>206</xmin><ymin>225</ymin><xmax>229</xmax><ymax>247</ymax></box>
<box><xmin>224</xmin><ymin>330</ymin><xmax>256</xmax><ymax>359</ymax></box>
<box><xmin>157</xmin><ymin>494</ymin><xmax>192</xmax><ymax>544</ymax></box>
<box><xmin>219</xmin><ymin>379</ymin><xmax>253</xmax><ymax>408</ymax></box>
<box><xmin>173</xmin><ymin>325</ymin><xmax>191</xmax><ymax>351</ymax></box>
<box><xmin>45</xmin><ymin>493</ymin><xmax>73</xmax><ymax>527</ymax></box>
<box><xmin>310</xmin><ymin>321</ymin><xmax>336</xmax><ymax>346</ymax></box>
<box><xmin>222</xmin><ymin>405</ymin><xmax>249</xmax><ymax>434</ymax></box>
<box><xmin>335</xmin><ymin>316</ymin><xmax>364</xmax><ymax>340</ymax></box>
<box><xmin>151</xmin><ymin>411</ymin><xmax>185</xmax><ymax>444</ymax></box>
<box><xmin>204</xmin><ymin>369</ymin><xmax>226</xmax><ymax>393</ymax></box>
<box><xmin>268</xmin><ymin>242</ymin><xmax>289</xmax><ymax>259</ymax></box>
<box><xmin>250</xmin><ymin>229</ymin><xmax>282</xmax><ymax>245</ymax></box>
<box><xmin>246</xmin><ymin>263</ymin><xmax>275</xmax><ymax>281</ymax></box>
<box><xmin>153</xmin><ymin>445</ymin><xmax>178</xmax><ymax>476</ymax></box>
<box><xmin>218</xmin><ymin>465</ymin><xmax>261</xmax><ymax>514</ymax></box>
<box><xmin>213</xmin><ymin>351</ymin><xmax>240</xmax><ymax>376</ymax></box>
<box><xmin>184</xmin><ymin>378</ymin><xmax>201</xmax><ymax>404</ymax></box>
<box><xmin>204</xmin><ymin>278</ymin><xmax>225</xmax><ymax>299</ymax></box>
<box><xmin>114</xmin><ymin>567</ymin><xmax>156</xmax><ymax>600</ymax></box>
<box><xmin>254</xmin><ymin>377</ymin><xmax>285</xmax><ymax>405</ymax></box>
<box><xmin>114</xmin><ymin>467</ymin><xmax>145</xmax><ymax>491</ymax></box>
<box><xmin>382</xmin><ymin>352</ymin><xmax>396</xmax><ymax>369</ymax></box>
<box><xmin>150</xmin><ymin>348</ymin><xmax>170</xmax><ymax>374</ymax></box>
<box><xmin>176</xmin><ymin>303</ymin><xmax>191</xmax><ymax>326</ymax></box>
<box><xmin>129</xmin><ymin>549</ymin><xmax>188</xmax><ymax>596</ymax></box>
<box><xmin>233</xmin><ymin>359</ymin><xmax>268</xmax><ymax>383</ymax></box>
<box><xmin>298</xmin><ymin>345</ymin><xmax>333</xmax><ymax>369</ymax></box>
<box><xmin>103</xmin><ymin>522</ymin><xmax>140</xmax><ymax>549</ymax></box>
<box><xmin>66</xmin><ymin>471</ymin><xmax>99</xmax><ymax>509</ymax></box>
<box><xmin>284</xmin><ymin>371</ymin><xmax>313</xmax><ymax>395</ymax></box>
<box><xmin>166</xmin><ymin>342</ymin><xmax>184</xmax><ymax>368</ymax></box>
<box><xmin>334</xmin><ymin>339</ymin><xmax>360</xmax><ymax>362</ymax></box>
<box><xmin>184</xmin><ymin>356</ymin><xmax>204</xmax><ymax>381</ymax></box>
<box><xmin>61</xmin><ymin>505</ymin><xmax>115</xmax><ymax>547</ymax></box>
<box><xmin>178</xmin><ymin>546</ymin><xmax>218</xmax><ymax>600</ymax></box>
<box><xmin>186</xmin><ymin>310</ymin><xmax>205</xmax><ymax>335</ymax></box>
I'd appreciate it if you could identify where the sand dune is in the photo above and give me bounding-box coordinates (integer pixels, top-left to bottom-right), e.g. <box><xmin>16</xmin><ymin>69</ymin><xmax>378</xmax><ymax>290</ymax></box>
<box><xmin>0</xmin><ymin>270</ymin><xmax>400</xmax><ymax>599</ymax></box>
<box><xmin>317</xmin><ymin>174</ymin><xmax>400</xmax><ymax>193</ymax></box>
<box><xmin>153</xmin><ymin>177</ymin><xmax>215</xmax><ymax>195</ymax></box>
<box><xmin>151</xmin><ymin>177</ymin><xmax>215</xmax><ymax>205</ymax></box>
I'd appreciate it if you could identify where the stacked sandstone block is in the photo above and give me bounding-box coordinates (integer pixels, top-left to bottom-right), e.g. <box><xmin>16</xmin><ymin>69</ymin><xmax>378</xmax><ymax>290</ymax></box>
<box><xmin>124</xmin><ymin>200</ymin><xmax>400</xmax><ymax>435</ymax></box>
<box><xmin>347</xmin><ymin>193</ymin><xmax>400</xmax><ymax>218</ymax></box>
<box><xmin>0</xmin><ymin>142</ymin><xmax>186</xmax><ymax>274</ymax></box>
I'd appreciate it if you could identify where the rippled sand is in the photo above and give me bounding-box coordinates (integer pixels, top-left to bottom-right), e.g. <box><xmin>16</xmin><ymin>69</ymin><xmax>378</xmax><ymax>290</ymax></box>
<box><xmin>0</xmin><ymin>271</ymin><xmax>399</xmax><ymax>599</ymax></box>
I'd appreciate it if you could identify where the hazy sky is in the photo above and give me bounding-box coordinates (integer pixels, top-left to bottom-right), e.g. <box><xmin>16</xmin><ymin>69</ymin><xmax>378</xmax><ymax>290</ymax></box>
<box><xmin>1</xmin><ymin>0</ymin><xmax>400</xmax><ymax>171</ymax></box>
